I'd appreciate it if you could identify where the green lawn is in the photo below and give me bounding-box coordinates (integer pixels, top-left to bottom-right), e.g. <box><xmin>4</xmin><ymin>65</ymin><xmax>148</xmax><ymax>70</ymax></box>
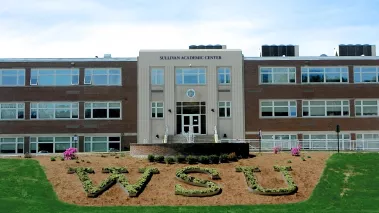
<box><xmin>1</xmin><ymin>153</ymin><xmax>379</xmax><ymax>213</ymax></box>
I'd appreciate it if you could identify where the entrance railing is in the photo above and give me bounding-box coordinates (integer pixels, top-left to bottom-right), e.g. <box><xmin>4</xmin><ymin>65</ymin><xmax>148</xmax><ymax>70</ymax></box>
<box><xmin>214</xmin><ymin>126</ymin><xmax>219</xmax><ymax>143</ymax></box>
<box><xmin>163</xmin><ymin>125</ymin><xmax>168</xmax><ymax>143</ymax></box>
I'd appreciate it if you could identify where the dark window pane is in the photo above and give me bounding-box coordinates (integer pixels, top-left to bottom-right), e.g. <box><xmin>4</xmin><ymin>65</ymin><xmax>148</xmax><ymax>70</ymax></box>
<box><xmin>93</xmin><ymin>109</ymin><xmax>107</xmax><ymax>118</ymax></box>
<box><xmin>176</xmin><ymin>107</ymin><xmax>182</xmax><ymax>114</ymax></box>
<box><xmin>201</xmin><ymin>115</ymin><xmax>206</xmax><ymax>134</ymax></box>
<box><xmin>219</xmin><ymin>108</ymin><xmax>225</xmax><ymax>117</ymax></box>
<box><xmin>18</xmin><ymin>111</ymin><xmax>24</xmax><ymax>119</ymax></box>
<box><xmin>261</xmin><ymin>111</ymin><xmax>273</xmax><ymax>117</ymax></box>
<box><xmin>31</xmin><ymin>110</ymin><xmax>37</xmax><ymax>119</ymax></box>
<box><xmin>109</xmin><ymin>137</ymin><xmax>120</xmax><ymax>141</ymax></box>
<box><xmin>226</xmin><ymin>108</ymin><xmax>231</xmax><ymax>117</ymax></box>
<box><xmin>109</xmin><ymin>109</ymin><xmax>120</xmax><ymax>118</ymax></box>
<box><xmin>85</xmin><ymin>109</ymin><xmax>91</xmax><ymax>118</ymax></box>
<box><xmin>201</xmin><ymin>106</ymin><xmax>206</xmax><ymax>114</ymax></box>
<box><xmin>176</xmin><ymin>115</ymin><xmax>182</xmax><ymax>134</ymax></box>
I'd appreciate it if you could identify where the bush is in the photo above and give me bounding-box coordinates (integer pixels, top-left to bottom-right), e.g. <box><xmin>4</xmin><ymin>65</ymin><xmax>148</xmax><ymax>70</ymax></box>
<box><xmin>199</xmin><ymin>156</ymin><xmax>210</xmax><ymax>164</ymax></box>
<box><xmin>50</xmin><ymin>156</ymin><xmax>56</xmax><ymax>161</ymax></box>
<box><xmin>100</xmin><ymin>154</ymin><xmax>107</xmax><ymax>158</ymax></box>
<box><xmin>63</xmin><ymin>147</ymin><xmax>77</xmax><ymax>160</ymax></box>
<box><xmin>120</xmin><ymin>153</ymin><xmax>126</xmax><ymax>157</ymax></box>
<box><xmin>220</xmin><ymin>154</ymin><xmax>229</xmax><ymax>163</ymax></box>
<box><xmin>165</xmin><ymin>156</ymin><xmax>175</xmax><ymax>164</ymax></box>
<box><xmin>76</xmin><ymin>160</ymin><xmax>80</xmax><ymax>163</ymax></box>
<box><xmin>287</xmin><ymin>160</ymin><xmax>292</xmax><ymax>163</ymax></box>
<box><xmin>59</xmin><ymin>156</ymin><xmax>64</xmax><ymax>161</ymax></box>
<box><xmin>115</xmin><ymin>156</ymin><xmax>119</xmax><ymax>159</ymax></box>
<box><xmin>301</xmin><ymin>157</ymin><xmax>306</xmax><ymax>161</ymax></box>
<box><xmin>291</xmin><ymin>144</ymin><xmax>301</xmax><ymax>156</ymax></box>
<box><xmin>176</xmin><ymin>155</ymin><xmax>186</xmax><ymax>163</ymax></box>
<box><xmin>307</xmin><ymin>155</ymin><xmax>311</xmax><ymax>158</ymax></box>
<box><xmin>273</xmin><ymin>146</ymin><xmax>281</xmax><ymax>154</ymax></box>
<box><xmin>227</xmin><ymin>152</ymin><xmax>238</xmax><ymax>161</ymax></box>
<box><xmin>147</xmin><ymin>154</ymin><xmax>155</xmax><ymax>162</ymax></box>
<box><xmin>154</xmin><ymin>155</ymin><xmax>164</xmax><ymax>163</ymax></box>
<box><xmin>24</xmin><ymin>152</ymin><xmax>32</xmax><ymax>158</ymax></box>
<box><xmin>86</xmin><ymin>161</ymin><xmax>91</xmax><ymax>163</ymax></box>
<box><xmin>186</xmin><ymin>155</ymin><xmax>198</xmax><ymax>164</ymax></box>
<box><xmin>209</xmin><ymin>155</ymin><xmax>220</xmax><ymax>164</ymax></box>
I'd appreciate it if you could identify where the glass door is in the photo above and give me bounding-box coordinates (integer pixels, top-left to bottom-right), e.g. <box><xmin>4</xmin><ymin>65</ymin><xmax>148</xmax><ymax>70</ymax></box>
<box><xmin>182</xmin><ymin>115</ymin><xmax>201</xmax><ymax>134</ymax></box>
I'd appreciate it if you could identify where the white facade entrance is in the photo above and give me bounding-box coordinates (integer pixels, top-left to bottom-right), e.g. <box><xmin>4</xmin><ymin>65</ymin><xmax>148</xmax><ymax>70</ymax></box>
<box><xmin>182</xmin><ymin>114</ymin><xmax>201</xmax><ymax>134</ymax></box>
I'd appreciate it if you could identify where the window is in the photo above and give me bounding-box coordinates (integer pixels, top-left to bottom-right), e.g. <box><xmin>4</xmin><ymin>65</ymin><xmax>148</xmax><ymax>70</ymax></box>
<box><xmin>218</xmin><ymin>67</ymin><xmax>231</xmax><ymax>84</ymax></box>
<box><xmin>30</xmin><ymin>69</ymin><xmax>79</xmax><ymax>86</ymax></box>
<box><xmin>176</xmin><ymin>67</ymin><xmax>206</xmax><ymax>84</ymax></box>
<box><xmin>356</xmin><ymin>134</ymin><xmax>379</xmax><ymax>149</ymax></box>
<box><xmin>355</xmin><ymin>100</ymin><xmax>379</xmax><ymax>116</ymax></box>
<box><xmin>151</xmin><ymin>102</ymin><xmax>164</xmax><ymax>118</ymax></box>
<box><xmin>302</xmin><ymin>100</ymin><xmax>349</xmax><ymax>117</ymax></box>
<box><xmin>30</xmin><ymin>102</ymin><xmax>78</xmax><ymax>119</ymax></box>
<box><xmin>301</xmin><ymin>67</ymin><xmax>348</xmax><ymax>83</ymax></box>
<box><xmin>218</xmin><ymin>101</ymin><xmax>231</xmax><ymax>117</ymax></box>
<box><xmin>261</xmin><ymin>134</ymin><xmax>297</xmax><ymax>149</ymax></box>
<box><xmin>151</xmin><ymin>68</ymin><xmax>164</xmax><ymax>85</ymax></box>
<box><xmin>260</xmin><ymin>100</ymin><xmax>297</xmax><ymax>117</ymax></box>
<box><xmin>0</xmin><ymin>137</ymin><xmax>24</xmax><ymax>154</ymax></box>
<box><xmin>30</xmin><ymin>136</ymin><xmax>76</xmax><ymax>153</ymax></box>
<box><xmin>260</xmin><ymin>67</ymin><xmax>296</xmax><ymax>84</ymax></box>
<box><xmin>0</xmin><ymin>69</ymin><xmax>25</xmax><ymax>86</ymax></box>
<box><xmin>0</xmin><ymin>103</ymin><xmax>24</xmax><ymax>120</ymax></box>
<box><xmin>84</xmin><ymin>136</ymin><xmax>121</xmax><ymax>152</ymax></box>
<box><xmin>84</xmin><ymin>102</ymin><xmax>121</xmax><ymax>119</ymax></box>
<box><xmin>84</xmin><ymin>68</ymin><xmax>121</xmax><ymax>85</ymax></box>
<box><xmin>354</xmin><ymin>66</ymin><xmax>379</xmax><ymax>83</ymax></box>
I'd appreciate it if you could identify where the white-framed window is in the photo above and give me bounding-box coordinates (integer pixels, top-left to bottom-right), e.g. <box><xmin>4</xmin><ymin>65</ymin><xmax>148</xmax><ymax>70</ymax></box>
<box><xmin>30</xmin><ymin>102</ymin><xmax>79</xmax><ymax>119</ymax></box>
<box><xmin>176</xmin><ymin>67</ymin><xmax>206</xmax><ymax>85</ymax></box>
<box><xmin>30</xmin><ymin>68</ymin><xmax>79</xmax><ymax>86</ymax></box>
<box><xmin>218</xmin><ymin>67</ymin><xmax>231</xmax><ymax>84</ymax></box>
<box><xmin>356</xmin><ymin>133</ymin><xmax>379</xmax><ymax>149</ymax></box>
<box><xmin>302</xmin><ymin>100</ymin><xmax>349</xmax><ymax>117</ymax></box>
<box><xmin>302</xmin><ymin>134</ymin><xmax>351</xmax><ymax>150</ymax></box>
<box><xmin>355</xmin><ymin>100</ymin><xmax>379</xmax><ymax>116</ymax></box>
<box><xmin>0</xmin><ymin>69</ymin><xmax>25</xmax><ymax>86</ymax></box>
<box><xmin>0</xmin><ymin>137</ymin><xmax>24</xmax><ymax>154</ymax></box>
<box><xmin>30</xmin><ymin>136</ymin><xmax>77</xmax><ymax>153</ymax></box>
<box><xmin>260</xmin><ymin>67</ymin><xmax>296</xmax><ymax>84</ymax></box>
<box><xmin>301</xmin><ymin>67</ymin><xmax>348</xmax><ymax>83</ymax></box>
<box><xmin>84</xmin><ymin>136</ymin><xmax>121</xmax><ymax>152</ymax></box>
<box><xmin>354</xmin><ymin>66</ymin><xmax>379</xmax><ymax>83</ymax></box>
<box><xmin>84</xmin><ymin>102</ymin><xmax>121</xmax><ymax>119</ymax></box>
<box><xmin>218</xmin><ymin>101</ymin><xmax>231</xmax><ymax>117</ymax></box>
<box><xmin>84</xmin><ymin>68</ymin><xmax>121</xmax><ymax>85</ymax></box>
<box><xmin>0</xmin><ymin>103</ymin><xmax>25</xmax><ymax>120</ymax></box>
<box><xmin>151</xmin><ymin>68</ymin><xmax>164</xmax><ymax>85</ymax></box>
<box><xmin>260</xmin><ymin>100</ymin><xmax>297</xmax><ymax>117</ymax></box>
<box><xmin>151</xmin><ymin>102</ymin><xmax>164</xmax><ymax>118</ymax></box>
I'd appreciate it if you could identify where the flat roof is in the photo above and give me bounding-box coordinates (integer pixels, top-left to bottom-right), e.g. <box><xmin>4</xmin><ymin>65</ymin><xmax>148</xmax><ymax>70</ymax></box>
<box><xmin>0</xmin><ymin>56</ymin><xmax>379</xmax><ymax>63</ymax></box>
<box><xmin>0</xmin><ymin>57</ymin><xmax>137</xmax><ymax>63</ymax></box>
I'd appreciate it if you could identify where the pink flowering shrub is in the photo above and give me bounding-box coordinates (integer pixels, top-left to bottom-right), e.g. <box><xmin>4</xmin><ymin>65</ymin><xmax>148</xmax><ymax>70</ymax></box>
<box><xmin>273</xmin><ymin>146</ymin><xmax>281</xmax><ymax>154</ymax></box>
<box><xmin>291</xmin><ymin>144</ymin><xmax>301</xmax><ymax>156</ymax></box>
<box><xmin>63</xmin><ymin>147</ymin><xmax>78</xmax><ymax>160</ymax></box>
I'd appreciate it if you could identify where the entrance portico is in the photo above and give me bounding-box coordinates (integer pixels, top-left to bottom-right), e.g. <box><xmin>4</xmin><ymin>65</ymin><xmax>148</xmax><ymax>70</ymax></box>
<box><xmin>137</xmin><ymin>47</ymin><xmax>245</xmax><ymax>143</ymax></box>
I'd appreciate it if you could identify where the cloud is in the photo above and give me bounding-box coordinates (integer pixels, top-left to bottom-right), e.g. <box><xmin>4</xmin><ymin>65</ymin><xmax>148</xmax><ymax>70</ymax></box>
<box><xmin>0</xmin><ymin>0</ymin><xmax>378</xmax><ymax>58</ymax></box>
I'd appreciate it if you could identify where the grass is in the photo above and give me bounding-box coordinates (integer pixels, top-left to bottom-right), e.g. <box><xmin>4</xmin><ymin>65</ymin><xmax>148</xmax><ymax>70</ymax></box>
<box><xmin>1</xmin><ymin>153</ymin><xmax>379</xmax><ymax>212</ymax></box>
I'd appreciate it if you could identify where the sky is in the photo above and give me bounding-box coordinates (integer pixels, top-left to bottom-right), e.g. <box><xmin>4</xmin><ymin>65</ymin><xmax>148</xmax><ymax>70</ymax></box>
<box><xmin>1</xmin><ymin>0</ymin><xmax>379</xmax><ymax>58</ymax></box>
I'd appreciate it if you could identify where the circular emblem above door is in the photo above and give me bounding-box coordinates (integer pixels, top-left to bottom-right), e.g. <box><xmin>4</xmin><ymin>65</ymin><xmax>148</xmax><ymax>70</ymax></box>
<box><xmin>186</xmin><ymin>89</ymin><xmax>196</xmax><ymax>98</ymax></box>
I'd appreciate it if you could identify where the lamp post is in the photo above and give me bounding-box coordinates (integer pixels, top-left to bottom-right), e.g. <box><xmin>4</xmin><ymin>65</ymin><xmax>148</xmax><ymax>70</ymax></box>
<box><xmin>258</xmin><ymin>129</ymin><xmax>262</xmax><ymax>153</ymax></box>
<box><xmin>336</xmin><ymin>125</ymin><xmax>340</xmax><ymax>153</ymax></box>
<box><xmin>72</xmin><ymin>135</ymin><xmax>78</xmax><ymax>150</ymax></box>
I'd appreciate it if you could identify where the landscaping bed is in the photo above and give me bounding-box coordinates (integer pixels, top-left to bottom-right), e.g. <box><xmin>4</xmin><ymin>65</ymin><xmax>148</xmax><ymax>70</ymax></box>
<box><xmin>37</xmin><ymin>152</ymin><xmax>330</xmax><ymax>206</ymax></box>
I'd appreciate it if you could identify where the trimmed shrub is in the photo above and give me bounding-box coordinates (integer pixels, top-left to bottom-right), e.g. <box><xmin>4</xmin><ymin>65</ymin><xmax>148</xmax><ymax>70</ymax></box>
<box><xmin>154</xmin><ymin>155</ymin><xmax>164</xmax><ymax>163</ymax></box>
<box><xmin>63</xmin><ymin>147</ymin><xmax>77</xmax><ymax>160</ymax></box>
<box><xmin>50</xmin><ymin>156</ymin><xmax>56</xmax><ymax>161</ymax></box>
<box><xmin>220</xmin><ymin>154</ymin><xmax>228</xmax><ymax>163</ymax></box>
<box><xmin>165</xmin><ymin>156</ymin><xmax>175</xmax><ymax>164</ymax></box>
<box><xmin>199</xmin><ymin>156</ymin><xmax>210</xmax><ymax>164</ymax></box>
<box><xmin>176</xmin><ymin>155</ymin><xmax>186</xmax><ymax>163</ymax></box>
<box><xmin>186</xmin><ymin>155</ymin><xmax>198</xmax><ymax>164</ymax></box>
<box><xmin>227</xmin><ymin>152</ymin><xmax>238</xmax><ymax>162</ymax></box>
<box><xmin>147</xmin><ymin>154</ymin><xmax>155</xmax><ymax>162</ymax></box>
<box><xmin>209</xmin><ymin>155</ymin><xmax>220</xmax><ymax>164</ymax></box>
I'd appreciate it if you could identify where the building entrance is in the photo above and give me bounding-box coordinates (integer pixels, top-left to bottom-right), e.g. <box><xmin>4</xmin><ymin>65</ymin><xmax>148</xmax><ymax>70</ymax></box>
<box><xmin>176</xmin><ymin>102</ymin><xmax>206</xmax><ymax>135</ymax></box>
<box><xmin>182</xmin><ymin>114</ymin><xmax>200</xmax><ymax>134</ymax></box>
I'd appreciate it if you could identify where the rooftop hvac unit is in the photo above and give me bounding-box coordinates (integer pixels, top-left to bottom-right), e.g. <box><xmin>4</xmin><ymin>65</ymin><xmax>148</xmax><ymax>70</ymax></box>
<box><xmin>104</xmin><ymin>54</ymin><xmax>112</xmax><ymax>58</ymax></box>
<box><xmin>188</xmin><ymin>44</ymin><xmax>226</xmax><ymax>49</ymax></box>
<box><xmin>260</xmin><ymin>44</ymin><xmax>299</xmax><ymax>57</ymax></box>
<box><xmin>335</xmin><ymin>44</ymin><xmax>376</xmax><ymax>56</ymax></box>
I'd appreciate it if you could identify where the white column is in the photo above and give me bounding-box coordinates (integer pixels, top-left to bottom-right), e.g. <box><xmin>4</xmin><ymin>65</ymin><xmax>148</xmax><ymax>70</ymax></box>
<box><xmin>231</xmin><ymin>65</ymin><xmax>245</xmax><ymax>139</ymax></box>
<box><xmin>207</xmin><ymin>65</ymin><xmax>218</xmax><ymax>135</ymax></box>
<box><xmin>137</xmin><ymin>65</ymin><xmax>151</xmax><ymax>143</ymax></box>
<box><xmin>165</xmin><ymin>66</ymin><xmax>176</xmax><ymax>135</ymax></box>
